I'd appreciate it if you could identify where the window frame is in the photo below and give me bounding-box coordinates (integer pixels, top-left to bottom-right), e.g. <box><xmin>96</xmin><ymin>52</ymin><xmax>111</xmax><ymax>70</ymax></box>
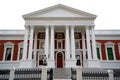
<box><xmin>17</xmin><ymin>42</ymin><xmax>23</xmax><ymax>60</ymax></box>
<box><xmin>118</xmin><ymin>43</ymin><xmax>120</xmax><ymax>56</ymax></box>
<box><xmin>96</xmin><ymin>42</ymin><xmax>102</xmax><ymax>60</ymax></box>
<box><xmin>3</xmin><ymin>42</ymin><xmax>14</xmax><ymax>61</ymax></box>
<box><xmin>105</xmin><ymin>42</ymin><xmax>116</xmax><ymax>60</ymax></box>
<box><xmin>39</xmin><ymin>39</ymin><xmax>45</xmax><ymax>49</ymax></box>
<box><xmin>75</xmin><ymin>40</ymin><xmax>80</xmax><ymax>49</ymax></box>
<box><xmin>57</xmin><ymin>40</ymin><xmax>63</xmax><ymax>49</ymax></box>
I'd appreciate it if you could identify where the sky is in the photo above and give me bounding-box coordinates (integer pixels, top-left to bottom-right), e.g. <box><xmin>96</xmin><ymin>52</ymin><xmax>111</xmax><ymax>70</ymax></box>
<box><xmin>0</xmin><ymin>0</ymin><xmax>120</xmax><ymax>30</ymax></box>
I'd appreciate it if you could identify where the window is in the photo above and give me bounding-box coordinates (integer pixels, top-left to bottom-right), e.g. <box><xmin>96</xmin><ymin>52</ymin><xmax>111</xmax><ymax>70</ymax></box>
<box><xmin>57</xmin><ymin>40</ymin><xmax>62</xmax><ymax>49</ymax></box>
<box><xmin>40</xmin><ymin>40</ymin><xmax>45</xmax><ymax>49</ymax></box>
<box><xmin>96</xmin><ymin>42</ymin><xmax>102</xmax><ymax>60</ymax></box>
<box><xmin>107</xmin><ymin>48</ymin><xmax>114</xmax><ymax>60</ymax></box>
<box><xmin>3</xmin><ymin>42</ymin><xmax>14</xmax><ymax>61</ymax></box>
<box><xmin>96</xmin><ymin>47</ymin><xmax>100</xmax><ymax>59</ymax></box>
<box><xmin>5</xmin><ymin>48</ymin><xmax>12</xmax><ymax>61</ymax></box>
<box><xmin>18</xmin><ymin>42</ymin><xmax>23</xmax><ymax>60</ymax></box>
<box><xmin>118</xmin><ymin>43</ymin><xmax>120</xmax><ymax>56</ymax></box>
<box><xmin>57</xmin><ymin>34</ymin><xmax>62</xmax><ymax>38</ymax></box>
<box><xmin>75</xmin><ymin>41</ymin><xmax>80</xmax><ymax>49</ymax></box>
<box><xmin>105</xmin><ymin>42</ymin><xmax>115</xmax><ymax>60</ymax></box>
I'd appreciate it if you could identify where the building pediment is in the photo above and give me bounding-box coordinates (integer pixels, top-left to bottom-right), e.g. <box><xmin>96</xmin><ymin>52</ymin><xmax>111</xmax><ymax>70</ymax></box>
<box><xmin>23</xmin><ymin>4</ymin><xmax>96</xmax><ymax>20</ymax></box>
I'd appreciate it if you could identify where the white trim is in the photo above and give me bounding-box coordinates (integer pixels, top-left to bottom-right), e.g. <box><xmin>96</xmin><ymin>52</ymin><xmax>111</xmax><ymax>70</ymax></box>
<box><xmin>3</xmin><ymin>42</ymin><xmax>14</xmax><ymax>61</ymax></box>
<box><xmin>56</xmin><ymin>51</ymin><xmax>64</xmax><ymax>68</ymax></box>
<box><xmin>105</xmin><ymin>42</ymin><xmax>116</xmax><ymax>60</ymax></box>
<box><xmin>17</xmin><ymin>42</ymin><xmax>24</xmax><ymax>61</ymax></box>
<box><xmin>75</xmin><ymin>39</ymin><xmax>80</xmax><ymax>49</ymax></box>
<box><xmin>118</xmin><ymin>43</ymin><xmax>120</xmax><ymax>56</ymax></box>
<box><xmin>39</xmin><ymin>39</ymin><xmax>45</xmax><ymax>49</ymax></box>
<box><xmin>57</xmin><ymin>40</ymin><xmax>63</xmax><ymax>49</ymax></box>
<box><xmin>96</xmin><ymin>42</ymin><xmax>102</xmax><ymax>60</ymax></box>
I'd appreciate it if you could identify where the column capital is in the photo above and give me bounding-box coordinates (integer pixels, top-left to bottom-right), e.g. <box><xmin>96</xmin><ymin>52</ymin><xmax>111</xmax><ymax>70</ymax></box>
<box><xmin>45</xmin><ymin>25</ymin><xmax>49</xmax><ymax>28</ymax></box>
<box><xmin>30</xmin><ymin>25</ymin><xmax>34</xmax><ymax>29</ymax></box>
<box><xmin>24</xmin><ymin>25</ymin><xmax>29</xmax><ymax>29</ymax></box>
<box><xmin>50</xmin><ymin>25</ymin><xmax>55</xmax><ymax>28</ymax></box>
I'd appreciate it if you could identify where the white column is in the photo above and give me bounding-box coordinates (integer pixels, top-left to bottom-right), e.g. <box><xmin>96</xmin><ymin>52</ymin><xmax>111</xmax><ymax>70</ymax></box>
<box><xmin>28</xmin><ymin>26</ymin><xmax>34</xmax><ymax>60</ymax></box>
<box><xmin>91</xmin><ymin>26</ymin><xmax>98</xmax><ymax>60</ymax></box>
<box><xmin>50</xmin><ymin>26</ymin><xmax>54</xmax><ymax>59</ymax></box>
<box><xmin>82</xmin><ymin>32</ymin><xmax>86</xmax><ymax>60</ymax></box>
<box><xmin>86</xmin><ymin>27</ymin><xmax>92</xmax><ymax>60</ymax></box>
<box><xmin>71</xmin><ymin>26</ymin><xmax>75</xmax><ymax>59</ymax></box>
<box><xmin>44</xmin><ymin>26</ymin><xmax>49</xmax><ymax>58</ymax></box>
<box><xmin>34</xmin><ymin>31</ymin><xmax>38</xmax><ymax>64</ymax></box>
<box><xmin>65</xmin><ymin>26</ymin><xmax>70</xmax><ymax>59</ymax></box>
<box><xmin>22</xmin><ymin>26</ymin><xmax>29</xmax><ymax>60</ymax></box>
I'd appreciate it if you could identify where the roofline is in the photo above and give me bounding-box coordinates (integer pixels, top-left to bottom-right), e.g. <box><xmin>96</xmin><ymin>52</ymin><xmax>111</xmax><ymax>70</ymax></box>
<box><xmin>0</xmin><ymin>29</ymin><xmax>120</xmax><ymax>35</ymax></box>
<box><xmin>23</xmin><ymin>4</ymin><xmax>97</xmax><ymax>19</ymax></box>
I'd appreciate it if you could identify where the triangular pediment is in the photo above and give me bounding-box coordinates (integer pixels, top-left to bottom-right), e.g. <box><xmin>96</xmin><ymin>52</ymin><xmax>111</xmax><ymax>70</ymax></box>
<box><xmin>23</xmin><ymin>4</ymin><xmax>96</xmax><ymax>19</ymax></box>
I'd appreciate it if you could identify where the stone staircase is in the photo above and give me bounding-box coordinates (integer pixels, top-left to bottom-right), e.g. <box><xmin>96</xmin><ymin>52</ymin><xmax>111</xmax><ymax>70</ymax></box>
<box><xmin>53</xmin><ymin>68</ymin><xmax>71</xmax><ymax>80</ymax></box>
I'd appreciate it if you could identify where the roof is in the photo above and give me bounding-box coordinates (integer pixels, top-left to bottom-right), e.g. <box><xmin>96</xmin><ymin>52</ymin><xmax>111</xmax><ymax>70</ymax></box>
<box><xmin>23</xmin><ymin>4</ymin><xmax>97</xmax><ymax>20</ymax></box>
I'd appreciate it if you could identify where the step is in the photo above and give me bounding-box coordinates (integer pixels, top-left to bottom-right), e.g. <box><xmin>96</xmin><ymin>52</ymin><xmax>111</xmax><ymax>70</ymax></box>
<box><xmin>53</xmin><ymin>79</ymin><xmax>72</xmax><ymax>80</ymax></box>
<box><xmin>53</xmin><ymin>68</ymin><xmax>71</xmax><ymax>79</ymax></box>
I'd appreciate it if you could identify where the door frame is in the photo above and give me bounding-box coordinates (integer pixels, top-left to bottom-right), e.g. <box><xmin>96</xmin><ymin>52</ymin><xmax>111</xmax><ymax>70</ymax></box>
<box><xmin>56</xmin><ymin>51</ymin><xmax>64</xmax><ymax>68</ymax></box>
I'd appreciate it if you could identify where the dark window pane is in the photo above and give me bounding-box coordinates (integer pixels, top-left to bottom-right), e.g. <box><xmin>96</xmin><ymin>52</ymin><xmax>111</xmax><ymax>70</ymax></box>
<box><xmin>107</xmin><ymin>48</ymin><xmax>114</xmax><ymax>60</ymax></box>
<box><xmin>96</xmin><ymin>48</ymin><xmax>100</xmax><ymax>59</ymax></box>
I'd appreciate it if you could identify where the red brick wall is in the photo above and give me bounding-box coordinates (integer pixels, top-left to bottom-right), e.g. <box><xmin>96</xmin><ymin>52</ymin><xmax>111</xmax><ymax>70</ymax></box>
<box><xmin>0</xmin><ymin>40</ymin><xmax>23</xmax><ymax>61</ymax></box>
<box><xmin>96</xmin><ymin>40</ymin><xmax>120</xmax><ymax>60</ymax></box>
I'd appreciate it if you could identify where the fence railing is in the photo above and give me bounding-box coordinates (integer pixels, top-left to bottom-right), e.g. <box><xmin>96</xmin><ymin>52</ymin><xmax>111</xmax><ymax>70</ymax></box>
<box><xmin>82</xmin><ymin>69</ymin><xmax>109</xmax><ymax>80</ymax></box>
<box><xmin>113</xmin><ymin>69</ymin><xmax>120</xmax><ymax>80</ymax></box>
<box><xmin>0</xmin><ymin>67</ymin><xmax>120</xmax><ymax>80</ymax></box>
<box><xmin>0</xmin><ymin>68</ymin><xmax>42</xmax><ymax>80</ymax></box>
<box><xmin>47</xmin><ymin>68</ymin><xmax>53</xmax><ymax>80</ymax></box>
<box><xmin>14</xmin><ymin>68</ymin><xmax>41</xmax><ymax>80</ymax></box>
<box><xmin>0</xmin><ymin>69</ymin><xmax>10</xmax><ymax>80</ymax></box>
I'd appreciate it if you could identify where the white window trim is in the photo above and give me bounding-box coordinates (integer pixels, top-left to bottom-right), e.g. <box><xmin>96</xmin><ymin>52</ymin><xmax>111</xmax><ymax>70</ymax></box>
<box><xmin>118</xmin><ymin>43</ymin><xmax>120</xmax><ymax>56</ymax></box>
<box><xmin>96</xmin><ymin>42</ymin><xmax>102</xmax><ymax>60</ymax></box>
<box><xmin>105</xmin><ymin>42</ymin><xmax>116</xmax><ymax>60</ymax></box>
<box><xmin>57</xmin><ymin>40</ymin><xmax>63</xmax><ymax>49</ymax></box>
<box><xmin>39</xmin><ymin>39</ymin><xmax>45</xmax><ymax>49</ymax></box>
<box><xmin>17</xmin><ymin>42</ymin><xmax>23</xmax><ymax>61</ymax></box>
<box><xmin>3</xmin><ymin>42</ymin><xmax>14</xmax><ymax>61</ymax></box>
<box><xmin>75</xmin><ymin>39</ymin><xmax>80</xmax><ymax>49</ymax></box>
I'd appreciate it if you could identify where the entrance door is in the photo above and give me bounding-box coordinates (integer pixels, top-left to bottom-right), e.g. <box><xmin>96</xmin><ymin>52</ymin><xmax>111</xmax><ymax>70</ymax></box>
<box><xmin>57</xmin><ymin>52</ymin><xmax>63</xmax><ymax>68</ymax></box>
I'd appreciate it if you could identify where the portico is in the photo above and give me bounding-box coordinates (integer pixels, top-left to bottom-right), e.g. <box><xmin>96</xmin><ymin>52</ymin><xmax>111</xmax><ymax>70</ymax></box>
<box><xmin>20</xmin><ymin>4</ymin><xmax>100</xmax><ymax>68</ymax></box>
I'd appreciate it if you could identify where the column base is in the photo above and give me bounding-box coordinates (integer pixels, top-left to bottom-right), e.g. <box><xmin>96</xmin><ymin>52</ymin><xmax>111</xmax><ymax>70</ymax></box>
<box><xmin>65</xmin><ymin>59</ymin><xmax>76</xmax><ymax>68</ymax></box>
<box><xmin>47</xmin><ymin>59</ymin><xmax>55</xmax><ymax>68</ymax></box>
<box><xmin>19</xmin><ymin>59</ymin><xmax>34</xmax><ymax>68</ymax></box>
<box><xmin>87</xmin><ymin>59</ymin><xmax>100</xmax><ymax>68</ymax></box>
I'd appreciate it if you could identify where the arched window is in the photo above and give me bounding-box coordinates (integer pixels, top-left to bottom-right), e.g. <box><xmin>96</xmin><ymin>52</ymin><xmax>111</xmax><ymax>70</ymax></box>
<box><xmin>105</xmin><ymin>42</ymin><xmax>115</xmax><ymax>60</ymax></box>
<box><xmin>3</xmin><ymin>42</ymin><xmax>14</xmax><ymax>61</ymax></box>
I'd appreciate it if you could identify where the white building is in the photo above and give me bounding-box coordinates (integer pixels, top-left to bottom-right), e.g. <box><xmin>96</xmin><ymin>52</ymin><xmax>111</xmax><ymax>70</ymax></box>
<box><xmin>0</xmin><ymin>4</ymin><xmax>120</xmax><ymax>69</ymax></box>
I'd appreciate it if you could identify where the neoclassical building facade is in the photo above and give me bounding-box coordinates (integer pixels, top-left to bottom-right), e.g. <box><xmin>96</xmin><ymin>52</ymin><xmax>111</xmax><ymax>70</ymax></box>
<box><xmin>0</xmin><ymin>4</ymin><xmax>120</xmax><ymax>69</ymax></box>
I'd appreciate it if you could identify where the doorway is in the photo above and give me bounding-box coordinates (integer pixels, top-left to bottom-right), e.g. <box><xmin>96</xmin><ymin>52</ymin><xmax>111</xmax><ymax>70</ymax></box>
<box><xmin>56</xmin><ymin>52</ymin><xmax>64</xmax><ymax>68</ymax></box>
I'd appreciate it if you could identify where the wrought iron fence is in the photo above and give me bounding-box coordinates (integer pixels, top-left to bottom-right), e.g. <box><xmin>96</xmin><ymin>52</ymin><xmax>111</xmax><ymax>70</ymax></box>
<box><xmin>47</xmin><ymin>68</ymin><xmax>53</xmax><ymax>80</ymax></box>
<box><xmin>14</xmin><ymin>68</ymin><xmax>41</xmax><ymax>80</ymax></box>
<box><xmin>71</xmin><ymin>68</ymin><xmax>76</xmax><ymax>80</ymax></box>
<box><xmin>82</xmin><ymin>68</ymin><xmax>109</xmax><ymax>80</ymax></box>
<box><xmin>0</xmin><ymin>69</ymin><xmax>10</xmax><ymax>80</ymax></box>
<box><xmin>113</xmin><ymin>69</ymin><xmax>120</xmax><ymax>80</ymax></box>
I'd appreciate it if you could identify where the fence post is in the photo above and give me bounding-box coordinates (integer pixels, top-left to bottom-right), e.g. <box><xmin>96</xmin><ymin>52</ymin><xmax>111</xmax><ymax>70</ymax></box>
<box><xmin>108</xmin><ymin>70</ymin><xmax>113</xmax><ymax>80</ymax></box>
<box><xmin>77</xmin><ymin>66</ymin><xmax>82</xmax><ymax>80</ymax></box>
<box><xmin>41</xmin><ymin>66</ymin><xmax>47</xmax><ymax>80</ymax></box>
<box><xmin>9</xmin><ymin>67</ymin><xmax>15</xmax><ymax>80</ymax></box>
